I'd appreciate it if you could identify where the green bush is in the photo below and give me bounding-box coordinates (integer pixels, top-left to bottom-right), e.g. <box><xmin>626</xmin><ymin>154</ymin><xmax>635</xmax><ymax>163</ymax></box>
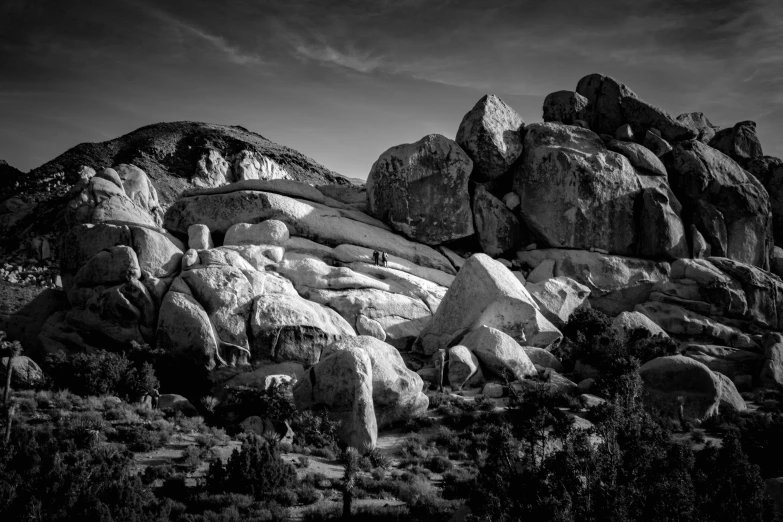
<box><xmin>290</xmin><ymin>408</ymin><xmax>340</xmax><ymax>450</ymax></box>
<box><xmin>46</xmin><ymin>349</ymin><xmax>158</xmax><ymax>400</ymax></box>
<box><xmin>426</xmin><ymin>455</ymin><xmax>454</xmax><ymax>473</ymax></box>
<box><xmin>206</xmin><ymin>436</ymin><xmax>297</xmax><ymax>500</ymax></box>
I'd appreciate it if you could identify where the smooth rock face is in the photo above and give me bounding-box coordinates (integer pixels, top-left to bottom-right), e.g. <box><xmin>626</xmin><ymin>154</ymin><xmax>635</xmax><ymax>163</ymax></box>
<box><xmin>415</xmin><ymin>254</ymin><xmax>562</xmax><ymax>355</ymax></box>
<box><xmin>366</xmin><ymin>134</ymin><xmax>474</xmax><ymax>245</ymax></box>
<box><xmin>448</xmin><ymin>345</ymin><xmax>483</xmax><ymax>389</ymax></box>
<box><xmin>676</xmin><ymin>112</ymin><xmax>720</xmax><ymax>143</ymax></box>
<box><xmin>456</xmin><ymin>94</ymin><xmax>525</xmax><ymax>181</ymax></box>
<box><xmin>130</xmin><ymin>226</ymin><xmax>184</xmax><ymax>279</ymax></box>
<box><xmin>665</xmin><ymin>140</ymin><xmax>770</xmax><ymax>268</ymax></box>
<box><xmin>708</xmin><ymin>121</ymin><xmax>763</xmax><ymax>167</ymax></box>
<box><xmin>525</xmin><ymin>276</ymin><xmax>591</xmax><ymax>328</ymax></box>
<box><xmin>514</xmin><ymin>123</ymin><xmax>685</xmax><ymax>258</ymax></box>
<box><xmin>747</xmin><ymin>156</ymin><xmax>783</xmax><ymax>247</ymax></box>
<box><xmin>322</xmin><ymin>336</ymin><xmax>428</xmax><ymax>428</ymax></box>
<box><xmin>610</xmin><ymin>311</ymin><xmax>668</xmax><ymax>338</ymax></box>
<box><xmin>164</xmin><ymin>190</ymin><xmax>455</xmax><ymax>273</ymax></box>
<box><xmin>639</xmin><ymin>355</ymin><xmax>723</xmax><ymax>422</ymax></box>
<box><xmin>472</xmin><ymin>185</ymin><xmax>521</xmax><ymax>257</ymax></box>
<box><xmin>606</xmin><ymin>140</ymin><xmax>666</xmax><ymax>177</ymax></box>
<box><xmin>250</xmin><ymin>293</ymin><xmax>355</xmax><ymax>366</ymax></box>
<box><xmin>542</xmin><ymin>90</ymin><xmax>588</xmax><ymax>125</ymax></box>
<box><xmin>527</xmin><ymin>259</ymin><xmax>555</xmax><ymax>284</ymax></box>
<box><xmin>188</xmin><ymin>224</ymin><xmax>214</xmax><ymax>250</ymax></box>
<box><xmin>760</xmin><ymin>333</ymin><xmax>783</xmax><ymax>388</ymax></box>
<box><xmin>224</xmin><ymin>220</ymin><xmax>290</xmax><ymax>246</ymax></box>
<box><xmin>462</xmin><ymin>326</ymin><xmax>537</xmax><ymax>381</ymax></box>
<box><xmin>643</xmin><ymin>131</ymin><xmax>673</xmax><ymax>157</ymax></box>
<box><xmin>637</xmin><ymin>187</ymin><xmax>689</xmax><ymax>260</ymax></box>
<box><xmin>523</xmin><ymin>347</ymin><xmax>563</xmax><ymax>372</ymax></box>
<box><xmin>293</xmin><ymin>347</ymin><xmax>377</xmax><ymax>450</ymax></box>
<box><xmin>517</xmin><ymin>248</ymin><xmax>670</xmax><ymax>316</ymax></box>
<box><xmin>156</xmin><ymin>291</ymin><xmax>220</xmax><ymax>370</ymax></box>
<box><xmin>114</xmin><ymin>164</ymin><xmax>164</xmax><ymax>226</ymax></box>
<box><xmin>576</xmin><ymin>74</ymin><xmax>696</xmax><ymax>142</ymax></box>
<box><xmin>714</xmin><ymin>372</ymin><xmax>747</xmax><ymax>412</ymax></box>
<box><xmin>682</xmin><ymin>344</ymin><xmax>764</xmax><ymax>380</ymax></box>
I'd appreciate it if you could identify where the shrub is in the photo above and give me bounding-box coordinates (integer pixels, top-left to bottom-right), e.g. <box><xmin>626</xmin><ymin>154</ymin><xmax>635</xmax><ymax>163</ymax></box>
<box><xmin>46</xmin><ymin>349</ymin><xmax>158</xmax><ymax>400</ymax></box>
<box><xmin>207</xmin><ymin>436</ymin><xmax>297</xmax><ymax>500</ymax></box>
<box><xmin>426</xmin><ymin>455</ymin><xmax>454</xmax><ymax>473</ymax></box>
<box><xmin>291</xmin><ymin>408</ymin><xmax>340</xmax><ymax>450</ymax></box>
<box><xmin>297</xmin><ymin>484</ymin><xmax>323</xmax><ymax>505</ymax></box>
<box><xmin>298</xmin><ymin>455</ymin><xmax>311</xmax><ymax>468</ymax></box>
<box><xmin>110</xmin><ymin>423</ymin><xmax>171</xmax><ymax>452</ymax></box>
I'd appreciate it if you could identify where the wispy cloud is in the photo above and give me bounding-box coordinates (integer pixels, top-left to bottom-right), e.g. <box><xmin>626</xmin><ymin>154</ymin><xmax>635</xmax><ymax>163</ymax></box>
<box><xmin>140</xmin><ymin>3</ymin><xmax>264</xmax><ymax>66</ymax></box>
<box><xmin>294</xmin><ymin>44</ymin><xmax>382</xmax><ymax>73</ymax></box>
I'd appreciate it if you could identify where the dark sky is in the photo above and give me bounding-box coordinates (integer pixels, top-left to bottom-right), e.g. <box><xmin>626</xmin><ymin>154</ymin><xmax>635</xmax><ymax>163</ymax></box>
<box><xmin>2</xmin><ymin>0</ymin><xmax>782</xmax><ymax>180</ymax></box>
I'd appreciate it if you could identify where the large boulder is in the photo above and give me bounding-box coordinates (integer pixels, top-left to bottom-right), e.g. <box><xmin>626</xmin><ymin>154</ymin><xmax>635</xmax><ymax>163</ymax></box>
<box><xmin>517</xmin><ymin>248</ymin><xmax>670</xmax><ymax>315</ymax></box>
<box><xmin>639</xmin><ymin>355</ymin><xmax>730</xmax><ymax>422</ymax></box>
<box><xmin>610</xmin><ymin>311</ymin><xmax>668</xmax><ymax>338</ymax></box>
<box><xmin>366</xmin><ymin>134</ymin><xmax>474</xmax><ymax>245</ymax></box>
<box><xmin>293</xmin><ymin>347</ymin><xmax>377</xmax><ymax>450</ymax></box>
<box><xmin>664</xmin><ymin>140</ymin><xmax>770</xmax><ymax>268</ymax></box>
<box><xmin>524</xmin><ymin>276</ymin><xmax>590</xmax><ymax>328</ymax></box>
<box><xmin>606</xmin><ymin>140</ymin><xmax>667</xmax><ymax>177</ymax></box>
<box><xmin>114</xmin><ymin>164</ymin><xmax>164</xmax><ymax>226</ymax></box>
<box><xmin>461</xmin><ymin>326</ymin><xmax>537</xmax><ymax>381</ymax></box>
<box><xmin>760</xmin><ymin>333</ymin><xmax>783</xmax><ymax>388</ymax></box>
<box><xmin>448</xmin><ymin>345</ymin><xmax>483</xmax><ymax>389</ymax></box>
<box><xmin>0</xmin><ymin>356</ymin><xmax>44</xmax><ymax>389</ymax></box>
<box><xmin>472</xmin><ymin>185</ymin><xmax>522</xmax><ymax>257</ymax></box>
<box><xmin>676</xmin><ymin>112</ymin><xmax>720</xmax><ymax>143</ymax></box>
<box><xmin>130</xmin><ymin>226</ymin><xmax>184</xmax><ymax>279</ymax></box>
<box><xmin>3</xmin><ymin>289</ymin><xmax>70</xmax><ymax>356</ymax></box>
<box><xmin>514</xmin><ymin>123</ymin><xmax>686</xmax><ymax>258</ymax></box>
<box><xmin>455</xmin><ymin>94</ymin><xmax>525</xmax><ymax>181</ymax></box>
<box><xmin>747</xmin><ymin>156</ymin><xmax>783</xmax><ymax>247</ymax></box>
<box><xmin>322</xmin><ymin>336</ymin><xmax>428</xmax><ymax>428</ymax></box>
<box><xmin>576</xmin><ymin>74</ymin><xmax>696</xmax><ymax>142</ymax></box>
<box><xmin>415</xmin><ymin>254</ymin><xmax>562</xmax><ymax>355</ymax></box>
<box><xmin>250</xmin><ymin>293</ymin><xmax>355</xmax><ymax>366</ymax></box>
<box><xmin>164</xmin><ymin>190</ymin><xmax>455</xmax><ymax>274</ymax></box>
<box><xmin>708</xmin><ymin>121</ymin><xmax>763</xmax><ymax>168</ymax></box>
<box><xmin>542</xmin><ymin>91</ymin><xmax>588</xmax><ymax>125</ymax></box>
<box><xmin>156</xmin><ymin>291</ymin><xmax>220</xmax><ymax>370</ymax></box>
<box><xmin>224</xmin><ymin>220</ymin><xmax>290</xmax><ymax>247</ymax></box>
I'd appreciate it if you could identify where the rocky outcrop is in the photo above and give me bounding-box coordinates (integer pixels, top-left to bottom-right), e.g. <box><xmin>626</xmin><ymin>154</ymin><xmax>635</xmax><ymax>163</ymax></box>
<box><xmin>293</xmin><ymin>347</ymin><xmax>377</xmax><ymax>450</ymax></box>
<box><xmin>606</xmin><ymin>140</ymin><xmax>667</xmax><ymax>177</ymax></box>
<box><xmin>415</xmin><ymin>254</ymin><xmax>562</xmax><ymax>355</ymax></box>
<box><xmin>164</xmin><ymin>189</ymin><xmax>455</xmax><ymax>274</ymax></box>
<box><xmin>456</xmin><ymin>94</ymin><xmax>524</xmax><ymax>181</ymax></box>
<box><xmin>542</xmin><ymin>91</ymin><xmax>588</xmax><ymax>125</ymax></box>
<box><xmin>708</xmin><ymin>121</ymin><xmax>763</xmax><ymax>168</ymax></box>
<box><xmin>250</xmin><ymin>293</ymin><xmax>355</xmax><ymax>366</ymax></box>
<box><xmin>514</xmin><ymin>123</ymin><xmax>686</xmax><ymax>259</ymax></box>
<box><xmin>461</xmin><ymin>326</ymin><xmax>537</xmax><ymax>381</ymax></box>
<box><xmin>676</xmin><ymin>112</ymin><xmax>720</xmax><ymax>143</ymax></box>
<box><xmin>224</xmin><ymin>220</ymin><xmax>290</xmax><ymax>247</ymax></box>
<box><xmin>525</xmin><ymin>276</ymin><xmax>590</xmax><ymax>328</ymax></box>
<box><xmin>610</xmin><ymin>311</ymin><xmax>668</xmax><ymax>338</ymax></box>
<box><xmin>682</xmin><ymin>344</ymin><xmax>764</xmax><ymax>380</ymax></box>
<box><xmin>472</xmin><ymin>185</ymin><xmax>522</xmax><ymax>257</ymax></box>
<box><xmin>157</xmin><ymin>291</ymin><xmax>220</xmax><ymax>370</ymax></box>
<box><xmin>322</xmin><ymin>336</ymin><xmax>428</xmax><ymax>428</ymax></box>
<box><xmin>575</xmin><ymin>74</ymin><xmax>696</xmax><ymax>142</ymax></box>
<box><xmin>366</xmin><ymin>134</ymin><xmax>474</xmax><ymax>245</ymax></box>
<box><xmin>517</xmin><ymin>248</ymin><xmax>670</xmax><ymax>315</ymax></box>
<box><xmin>760</xmin><ymin>333</ymin><xmax>783</xmax><ymax>388</ymax></box>
<box><xmin>747</xmin><ymin>156</ymin><xmax>783</xmax><ymax>248</ymax></box>
<box><xmin>0</xmin><ymin>355</ymin><xmax>44</xmax><ymax>389</ymax></box>
<box><xmin>665</xmin><ymin>140</ymin><xmax>770</xmax><ymax>268</ymax></box>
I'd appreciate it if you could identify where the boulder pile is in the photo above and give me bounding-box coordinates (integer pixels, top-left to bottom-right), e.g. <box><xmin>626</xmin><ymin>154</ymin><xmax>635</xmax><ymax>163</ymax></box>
<box><xmin>6</xmin><ymin>72</ymin><xmax>783</xmax><ymax>445</ymax></box>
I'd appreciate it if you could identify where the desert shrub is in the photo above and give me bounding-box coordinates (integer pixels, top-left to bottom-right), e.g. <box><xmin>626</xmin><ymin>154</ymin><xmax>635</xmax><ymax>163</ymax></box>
<box><xmin>297</xmin><ymin>483</ymin><xmax>323</xmax><ymax>505</ymax></box>
<box><xmin>426</xmin><ymin>455</ymin><xmax>454</xmax><ymax>473</ymax></box>
<box><xmin>442</xmin><ymin>467</ymin><xmax>477</xmax><ymax>499</ymax></box>
<box><xmin>0</xmin><ymin>421</ymin><xmax>165</xmax><ymax>521</ymax></box>
<box><xmin>290</xmin><ymin>408</ymin><xmax>340</xmax><ymax>450</ymax></box>
<box><xmin>179</xmin><ymin>445</ymin><xmax>205</xmax><ymax>471</ymax></box>
<box><xmin>214</xmin><ymin>383</ymin><xmax>294</xmax><ymax>427</ymax></box>
<box><xmin>46</xmin><ymin>349</ymin><xmax>158</xmax><ymax>400</ymax></box>
<box><xmin>561</xmin><ymin>307</ymin><xmax>611</xmax><ymax>346</ymax></box>
<box><xmin>367</xmin><ymin>447</ymin><xmax>392</xmax><ymax>469</ymax></box>
<box><xmin>298</xmin><ymin>455</ymin><xmax>311</xmax><ymax>468</ymax></box>
<box><xmin>142</xmin><ymin>464</ymin><xmax>174</xmax><ymax>484</ymax></box>
<box><xmin>110</xmin><ymin>422</ymin><xmax>171</xmax><ymax>452</ymax></box>
<box><xmin>206</xmin><ymin>435</ymin><xmax>297</xmax><ymax>500</ymax></box>
<box><xmin>310</xmin><ymin>446</ymin><xmax>337</xmax><ymax>460</ymax></box>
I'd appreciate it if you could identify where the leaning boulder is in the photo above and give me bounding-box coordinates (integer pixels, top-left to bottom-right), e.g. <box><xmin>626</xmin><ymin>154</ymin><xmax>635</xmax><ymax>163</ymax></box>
<box><xmin>156</xmin><ymin>291</ymin><xmax>220</xmax><ymax>370</ymax></box>
<box><xmin>462</xmin><ymin>326</ymin><xmax>537</xmax><ymax>382</ymax></box>
<box><xmin>0</xmin><ymin>356</ymin><xmax>44</xmax><ymax>389</ymax></box>
<box><xmin>525</xmin><ymin>276</ymin><xmax>590</xmax><ymax>328</ymax></box>
<box><xmin>708</xmin><ymin>121</ymin><xmax>763</xmax><ymax>168</ymax></box>
<box><xmin>448</xmin><ymin>345</ymin><xmax>484</xmax><ymax>389</ymax></box>
<box><xmin>366</xmin><ymin>134</ymin><xmax>474</xmax><ymax>245</ymax></box>
<box><xmin>676</xmin><ymin>112</ymin><xmax>720</xmax><ymax>143</ymax></box>
<box><xmin>682</xmin><ymin>344</ymin><xmax>764</xmax><ymax>381</ymax></box>
<box><xmin>322</xmin><ymin>336</ymin><xmax>428</xmax><ymax>428</ymax></box>
<box><xmin>415</xmin><ymin>254</ymin><xmax>562</xmax><ymax>355</ymax></box>
<box><xmin>760</xmin><ymin>333</ymin><xmax>783</xmax><ymax>388</ymax></box>
<box><xmin>456</xmin><ymin>94</ymin><xmax>525</xmax><ymax>181</ymax></box>
<box><xmin>293</xmin><ymin>347</ymin><xmax>377</xmax><ymax>450</ymax></box>
<box><xmin>472</xmin><ymin>185</ymin><xmax>522</xmax><ymax>257</ymax></box>
<box><xmin>542</xmin><ymin>91</ymin><xmax>588</xmax><ymax>125</ymax></box>
<box><xmin>610</xmin><ymin>311</ymin><xmax>668</xmax><ymax>338</ymax></box>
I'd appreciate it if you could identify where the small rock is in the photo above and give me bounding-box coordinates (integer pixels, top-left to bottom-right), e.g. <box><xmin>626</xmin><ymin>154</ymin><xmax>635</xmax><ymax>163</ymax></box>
<box><xmin>483</xmin><ymin>382</ymin><xmax>504</xmax><ymax>398</ymax></box>
<box><xmin>615</xmin><ymin>124</ymin><xmax>634</xmax><ymax>141</ymax></box>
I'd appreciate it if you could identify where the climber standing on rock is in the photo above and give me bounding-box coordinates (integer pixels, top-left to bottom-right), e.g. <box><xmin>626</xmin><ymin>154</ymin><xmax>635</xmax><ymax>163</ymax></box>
<box><xmin>382</xmin><ymin>251</ymin><xmax>388</xmax><ymax>267</ymax></box>
<box><xmin>373</xmin><ymin>250</ymin><xmax>380</xmax><ymax>266</ymax></box>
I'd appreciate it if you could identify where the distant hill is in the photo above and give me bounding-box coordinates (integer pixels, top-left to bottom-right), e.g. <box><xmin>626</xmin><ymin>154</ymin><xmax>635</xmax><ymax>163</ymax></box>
<box><xmin>0</xmin><ymin>122</ymin><xmax>354</xmax><ymax>248</ymax></box>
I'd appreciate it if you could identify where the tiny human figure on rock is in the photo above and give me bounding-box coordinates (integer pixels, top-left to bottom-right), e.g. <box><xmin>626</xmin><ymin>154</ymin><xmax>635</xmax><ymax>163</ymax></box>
<box><xmin>373</xmin><ymin>250</ymin><xmax>380</xmax><ymax>266</ymax></box>
<box><xmin>382</xmin><ymin>251</ymin><xmax>388</xmax><ymax>267</ymax></box>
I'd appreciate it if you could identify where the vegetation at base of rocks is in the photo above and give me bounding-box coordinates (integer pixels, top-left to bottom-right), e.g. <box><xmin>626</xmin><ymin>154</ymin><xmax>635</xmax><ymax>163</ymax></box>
<box><xmin>557</xmin><ymin>307</ymin><xmax>679</xmax><ymax>373</ymax></box>
<box><xmin>45</xmin><ymin>348</ymin><xmax>159</xmax><ymax>400</ymax></box>
<box><xmin>206</xmin><ymin>435</ymin><xmax>297</xmax><ymax>501</ymax></box>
